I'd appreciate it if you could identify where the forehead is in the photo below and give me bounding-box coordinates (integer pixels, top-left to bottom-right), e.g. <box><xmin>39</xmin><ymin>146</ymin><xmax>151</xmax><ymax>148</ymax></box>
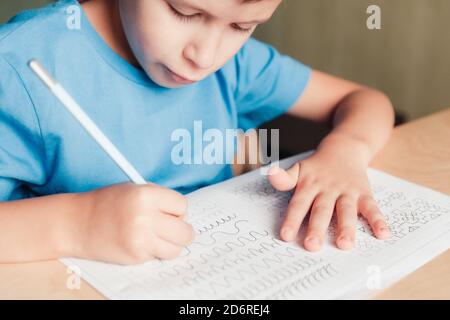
<box><xmin>170</xmin><ymin>0</ymin><xmax>282</xmax><ymax>23</ymax></box>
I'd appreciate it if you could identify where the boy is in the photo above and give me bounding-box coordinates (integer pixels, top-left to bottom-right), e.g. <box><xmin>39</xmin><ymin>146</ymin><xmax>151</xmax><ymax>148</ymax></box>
<box><xmin>0</xmin><ymin>0</ymin><xmax>394</xmax><ymax>265</ymax></box>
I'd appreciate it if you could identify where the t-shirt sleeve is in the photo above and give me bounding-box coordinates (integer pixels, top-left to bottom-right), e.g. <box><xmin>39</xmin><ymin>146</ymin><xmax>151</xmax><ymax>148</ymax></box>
<box><xmin>234</xmin><ymin>37</ymin><xmax>312</xmax><ymax>130</ymax></box>
<box><xmin>0</xmin><ymin>56</ymin><xmax>47</xmax><ymax>201</ymax></box>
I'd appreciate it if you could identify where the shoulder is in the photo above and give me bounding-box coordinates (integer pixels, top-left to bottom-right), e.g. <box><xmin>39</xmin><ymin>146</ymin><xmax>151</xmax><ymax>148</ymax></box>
<box><xmin>220</xmin><ymin>37</ymin><xmax>275</xmax><ymax>72</ymax></box>
<box><xmin>0</xmin><ymin>0</ymin><xmax>81</xmax><ymax>70</ymax></box>
<box><xmin>236</xmin><ymin>37</ymin><xmax>276</xmax><ymax>59</ymax></box>
<box><xmin>218</xmin><ymin>37</ymin><xmax>276</xmax><ymax>94</ymax></box>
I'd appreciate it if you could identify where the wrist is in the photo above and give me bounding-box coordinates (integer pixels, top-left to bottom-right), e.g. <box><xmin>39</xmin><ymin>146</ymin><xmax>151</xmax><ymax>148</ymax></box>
<box><xmin>56</xmin><ymin>192</ymin><xmax>93</xmax><ymax>258</ymax></box>
<box><xmin>316</xmin><ymin>132</ymin><xmax>373</xmax><ymax>166</ymax></box>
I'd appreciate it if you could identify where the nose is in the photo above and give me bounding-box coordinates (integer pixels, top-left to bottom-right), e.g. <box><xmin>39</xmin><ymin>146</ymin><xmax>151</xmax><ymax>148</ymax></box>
<box><xmin>183</xmin><ymin>26</ymin><xmax>223</xmax><ymax>70</ymax></box>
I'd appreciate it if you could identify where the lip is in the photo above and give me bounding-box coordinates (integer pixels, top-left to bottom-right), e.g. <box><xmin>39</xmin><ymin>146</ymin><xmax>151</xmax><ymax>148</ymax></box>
<box><xmin>165</xmin><ymin>66</ymin><xmax>196</xmax><ymax>84</ymax></box>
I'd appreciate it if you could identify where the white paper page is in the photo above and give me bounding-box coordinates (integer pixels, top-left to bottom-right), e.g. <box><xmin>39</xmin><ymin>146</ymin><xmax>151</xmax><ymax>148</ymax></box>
<box><xmin>61</xmin><ymin>151</ymin><xmax>450</xmax><ymax>299</ymax></box>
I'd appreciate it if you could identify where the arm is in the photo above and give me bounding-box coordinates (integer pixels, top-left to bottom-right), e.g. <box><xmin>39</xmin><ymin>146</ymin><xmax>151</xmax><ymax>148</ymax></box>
<box><xmin>0</xmin><ymin>183</ymin><xmax>194</xmax><ymax>265</ymax></box>
<box><xmin>0</xmin><ymin>193</ymin><xmax>85</xmax><ymax>263</ymax></box>
<box><xmin>0</xmin><ymin>56</ymin><xmax>193</xmax><ymax>265</ymax></box>
<box><xmin>269</xmin><ymin>69</ymin><xmax>395</xmax><ymax>251</ymax></box>
<box><xmin>287</xmin><ymin>70</ymin><xmax>395</xmax><ymax>163</ymax></box>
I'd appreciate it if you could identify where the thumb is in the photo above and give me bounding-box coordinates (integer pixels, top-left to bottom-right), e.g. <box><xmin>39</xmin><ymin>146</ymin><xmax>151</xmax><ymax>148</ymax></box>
<box><xmin>267</xmin><ymin>162</ymin><xmax>300</xmax><ymax>191</ymax></box>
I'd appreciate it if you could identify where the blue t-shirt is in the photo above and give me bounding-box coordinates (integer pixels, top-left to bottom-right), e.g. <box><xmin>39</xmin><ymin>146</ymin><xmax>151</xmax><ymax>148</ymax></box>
<box><xmin>0</xmin><ymin>0</ymin><xmax>311</xmax><ymax>200</ymax></box>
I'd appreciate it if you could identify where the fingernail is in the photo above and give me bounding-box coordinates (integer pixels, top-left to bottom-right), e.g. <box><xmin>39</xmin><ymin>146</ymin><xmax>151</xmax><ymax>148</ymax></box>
<box><xmin>269</xmin><ymin>166</ymin><xmax>280</xmax><ymax>175</ymax></box>
<box><xmin>338</xmin><ymin>236</ymin><xmax>353</xmax><ymax>250</ymax></box>
<box><xmin>305</xmin><ymin>236</ymin><xmax>321</xmax><ymax>250</ymax></box>
<box><xmin>282</xmin><ymin>227</ymin><xmax>295</xmax><ymax>241</ymax></box>
<box><xmin>380</xmin><ymin>226</ymin><xmax>391</xmax><ymax>237</ymax></box>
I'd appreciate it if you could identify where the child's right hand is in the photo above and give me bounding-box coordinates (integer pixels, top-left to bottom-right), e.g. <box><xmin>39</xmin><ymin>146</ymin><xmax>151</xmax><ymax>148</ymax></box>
<box><xmin>73</xmin><ymin>183</ymin><xmax>194</xmax><ymax>265</ymax></box>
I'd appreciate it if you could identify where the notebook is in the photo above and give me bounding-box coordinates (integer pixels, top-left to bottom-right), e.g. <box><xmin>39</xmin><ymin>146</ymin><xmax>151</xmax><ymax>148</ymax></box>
<box><xmin>61</xmin><ymin>151</ymin><xmax>450</xmax><ymax>299</ymax></box>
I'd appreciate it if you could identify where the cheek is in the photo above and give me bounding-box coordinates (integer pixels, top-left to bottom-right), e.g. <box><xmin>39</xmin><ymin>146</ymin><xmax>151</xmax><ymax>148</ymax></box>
<box><xmin>213</xmin><ymin>35</ymin><xmax>251</xmax><ymax>71</ymax></box>
<box><xmin>120</xmin><ymin>2</ymin><xmax>184</xmax><ymax>64</ymax></box>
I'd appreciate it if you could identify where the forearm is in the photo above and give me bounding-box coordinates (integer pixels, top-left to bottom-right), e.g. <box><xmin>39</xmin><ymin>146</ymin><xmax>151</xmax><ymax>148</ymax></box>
<box><xmin>317</xmin><ymin>89</ymin><xmax>395</xmax><ymax>164</ymax></box>
<box><xmin>0</xmin><ymin>192</ymin><xmax>87</xmax><ymax>263</ymax></box>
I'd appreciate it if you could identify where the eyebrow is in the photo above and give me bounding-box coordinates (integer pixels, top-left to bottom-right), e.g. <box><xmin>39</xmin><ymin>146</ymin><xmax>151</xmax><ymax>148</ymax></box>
<box><xmin>171</xmin><ymin>0</ymin><xmax>272</xmax><ymax>24</ymax></box>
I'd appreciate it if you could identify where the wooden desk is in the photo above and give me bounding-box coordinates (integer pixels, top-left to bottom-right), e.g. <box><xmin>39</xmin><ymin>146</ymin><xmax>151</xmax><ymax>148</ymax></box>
<box><xmin>0</xmin><ymin>110</ymin><xmax>448</xmax><ymax>300</ymax></box>
<box><xmin>371</xmin><ymin>109</ymin><xmax>450</xmax><ymax>299</ymax></box>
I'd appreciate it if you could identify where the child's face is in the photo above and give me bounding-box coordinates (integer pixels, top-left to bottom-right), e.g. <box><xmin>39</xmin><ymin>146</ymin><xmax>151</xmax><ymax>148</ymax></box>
<box><xmin>119</xmin><ymin>0</ymin><xmax>281</xmax><ymax>88</ymax></box>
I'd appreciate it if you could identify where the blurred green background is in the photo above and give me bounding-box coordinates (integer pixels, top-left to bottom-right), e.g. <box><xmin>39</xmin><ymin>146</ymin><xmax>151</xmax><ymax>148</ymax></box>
<box><xmin>254</xmin><ymin>0</ymin><xmax>450</xmax><ymax>121</ymax></box>
<box><xmin>0</xmin><ymin>0</ymin><xmax>52</xmax><ymax>21</ymax></box>
<box><xmin>1</xmin><ymin>0</ymin><xmax>449</xmax><ymax>154</ymax></box>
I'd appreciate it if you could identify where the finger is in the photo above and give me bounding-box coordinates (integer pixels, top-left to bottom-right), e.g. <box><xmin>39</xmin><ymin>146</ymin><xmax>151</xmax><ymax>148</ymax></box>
<box><xmin>304</xmin><ymin>192</ymin><xmax>338</xmax><ymax>252</ymax></box>
<box><xmin>152</xmin><ymin>237</ymin><xmax>184</xmax><ymax>260</ymax></box>
<box><xmin>280</xmin><ymin>181</ymin><xmax>318</xmax><ymax>242</ymax></box>
<box><xmin>359</xmin><ymin>195</ymin><xmax>391</xmax><ymax>239</ymax></box>
<box><xmin>268</xmin><ymin>162</ymin><xmax>300</xmax><ymax>191</ymax></box>
<box><xmin>155</xmin><ymin>212</ymin><xmax>195</xmax><ymax>246</ymax></box>
<box><xmin>155</xmin><ymin>187</ymin><xmax>188</xmax><ymax>217</ymax></box>
<box><xmin>335</xmin><ymin>194</ymin><xmax>358</xmax><ymax>250</ymax></box>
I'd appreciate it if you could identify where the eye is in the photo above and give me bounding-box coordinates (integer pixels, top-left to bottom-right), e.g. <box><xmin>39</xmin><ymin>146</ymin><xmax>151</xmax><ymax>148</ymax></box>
<box><xmin>231</xmin><ymin>23</ymin><xmax>255</xmax><ymax>34</ymax></box>
<box><xmin>168</xmin><ymin>3</ymin><xmax>200</xmax><ymax>22</ymax></box>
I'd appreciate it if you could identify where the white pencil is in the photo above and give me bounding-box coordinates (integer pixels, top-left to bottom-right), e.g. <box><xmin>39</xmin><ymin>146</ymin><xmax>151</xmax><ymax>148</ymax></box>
<box><xmin>28</xmin><ymin>59</ymin><xmax>147</xmax><ymax>185</ymax></box>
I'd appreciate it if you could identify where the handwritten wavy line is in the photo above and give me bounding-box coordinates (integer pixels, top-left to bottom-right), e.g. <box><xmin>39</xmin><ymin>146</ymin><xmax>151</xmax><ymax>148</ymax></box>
<box><xmin>158</xmin><ymin>228</ymin><xmax>268</xmax><ymax>278</ymax></box>
<box><xmin>177</xmin><ymin>243</ymin><xmax>315</xmax><ymax>289</ymax></box>
<box><xmin>193</xmin><ymin>256</ymin><xmax>324</xmax><ymax>299</ymax></box>
<box><xmin>266</xmin><ymin>263</ymin><xmax>339</xmax><ymax>299</ymax></box>
<box><xmin>195</xmin><ymin>212</ymin><xmax>238</xmax><ymax>235</ymax></box>
<box><xmin>192</xmin><ymin>220</ymin><xmax>249</xmax><ymax>246</ymax></box>
<box><xmin>186</xmin><ymin>249</ymin><xmax>320</xmax><ymax>294</ymax></box>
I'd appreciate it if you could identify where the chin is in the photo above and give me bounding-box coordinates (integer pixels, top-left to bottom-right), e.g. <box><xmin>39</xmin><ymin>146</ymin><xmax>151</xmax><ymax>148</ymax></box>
<box><xmin>143</xmin><ymin>66</ymin><xmax>194</xmax><ymax>89</ymax></box>
<box><xmin>155</xmin><ymin>78</ymin><xmax>188</xmax><ymax>89</ymax></box>
<box><xmin>142</xmin><ymin>70</ymin><xmax>176</xmax><ymax>88</ymax></box>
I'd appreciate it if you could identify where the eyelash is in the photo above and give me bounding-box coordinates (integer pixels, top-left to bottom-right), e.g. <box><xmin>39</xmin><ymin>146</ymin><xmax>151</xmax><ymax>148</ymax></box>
<box><xmin>168</xmin><ymin>4</ymin><xmax>254</xmax><ymax>34</ymax></box>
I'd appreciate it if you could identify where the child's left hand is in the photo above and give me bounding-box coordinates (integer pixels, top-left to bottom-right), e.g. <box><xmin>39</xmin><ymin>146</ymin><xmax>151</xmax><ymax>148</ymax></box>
<box><xmin>268</xmin><ymin>148</ymin><xmax>392</xmax><ymax>251</ymax></box>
